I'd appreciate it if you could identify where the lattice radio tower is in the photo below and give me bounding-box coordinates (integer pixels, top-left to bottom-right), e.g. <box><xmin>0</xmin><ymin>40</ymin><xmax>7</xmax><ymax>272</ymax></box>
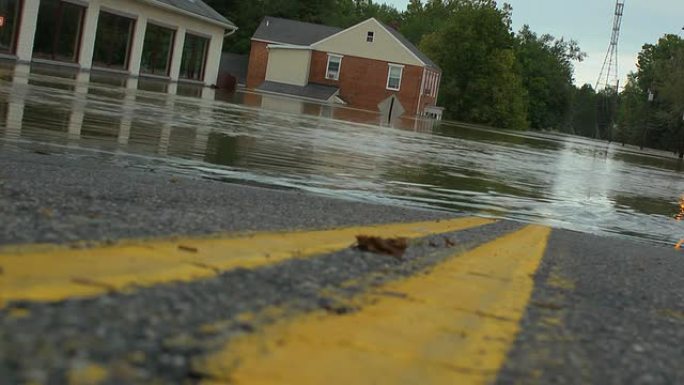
<box><xmin>596</xmin><ymin>0</ymin><xmax>626</xmax><ymax>91</ymax></box>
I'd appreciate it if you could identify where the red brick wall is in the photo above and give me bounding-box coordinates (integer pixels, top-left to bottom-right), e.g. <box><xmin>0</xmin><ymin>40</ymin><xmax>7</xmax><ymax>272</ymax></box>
<box><xmin>247</xmin><ymin>44</ymin><xmax>440</xmax><ymax>116</ymax></box>
<box><xmin>246</xmin><ymin>40</ymin><xmax>269</xmax><ymax>89</ymax></box>
<box><xmin>309</xmin><ymin>50</ymin><xmax>424</xmax><ymax>115</ymax></box>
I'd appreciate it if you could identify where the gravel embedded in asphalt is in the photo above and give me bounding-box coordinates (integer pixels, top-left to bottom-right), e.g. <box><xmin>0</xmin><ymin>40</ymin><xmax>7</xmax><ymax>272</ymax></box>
<box><xmin>0</xmin><ymin>146</ymin><xmax>454</xmax><ymax>246</ymax></box>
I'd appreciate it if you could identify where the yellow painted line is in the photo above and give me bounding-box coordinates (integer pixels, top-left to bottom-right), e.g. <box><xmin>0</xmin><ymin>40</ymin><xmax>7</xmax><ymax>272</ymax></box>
<box><xmin>193</xmin><ymin>225</ymin><xmax>552</xmax><ymax>385</ymax></box>
<box><xmin>0</xmin><ymin>217</ymin><xmax>493</xmax><ymax>306</ymax></box>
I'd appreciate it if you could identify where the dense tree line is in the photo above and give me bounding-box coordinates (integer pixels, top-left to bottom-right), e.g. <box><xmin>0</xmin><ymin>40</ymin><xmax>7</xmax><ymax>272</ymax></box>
<box><xmin>205</xmin><ymin>0</ymin><xmax>588</xmax><ymax>131</ymax></box>
<box><xmin>613</xmin><ymin>35</ymin><xmax>684</xmax><ymax>156</ymax></box>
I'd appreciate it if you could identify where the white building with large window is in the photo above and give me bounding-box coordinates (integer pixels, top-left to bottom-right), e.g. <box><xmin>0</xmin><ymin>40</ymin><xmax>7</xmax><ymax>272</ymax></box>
<box><xmin>0</xmin><ymin>0</ymin><xmax>236</xmax><ymax>87</ymax></box>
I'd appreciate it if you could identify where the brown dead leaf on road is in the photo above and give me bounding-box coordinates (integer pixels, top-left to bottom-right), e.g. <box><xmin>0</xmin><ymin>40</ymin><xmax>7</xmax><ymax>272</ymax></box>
<box><xmin>178</xmin><ymin>245</ymin><xmax>199</xmax><ymax>253</ymax></box>
<box><xmin>355</xmin><ymin>235</ymin><xmax>409</xmax><ymax>259</ymax></box>
<box><xmin>39</xmin><ymin>208</ymin><xmax>54</xmax><ymax>218</ymax></box>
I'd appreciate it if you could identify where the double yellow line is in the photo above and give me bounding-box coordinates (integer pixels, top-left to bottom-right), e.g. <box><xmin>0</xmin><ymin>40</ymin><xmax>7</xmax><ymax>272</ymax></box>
<box><xmin>192</xmin><ymin>225</ymin><xmax>552</xmax><ymax>385</ymax></box>
<box><xmin>1</xmin><ymin>217</ymin><xmax>553</xmax><ymax>385</ymax></box>
<box><xmin>0</xmin><ymin>217</ymin><xmax>492</xmax><ymax>305</ymax></box>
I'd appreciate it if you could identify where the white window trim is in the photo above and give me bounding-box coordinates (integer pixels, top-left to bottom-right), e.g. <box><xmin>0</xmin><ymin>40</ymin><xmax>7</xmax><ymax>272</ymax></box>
<box><xmin>325</xmin><ymin>54</ymin><xmax>343</xmax><ymax>81</ymax></box>
<box><xmin>432</xmin><ymin>73</ymin><xmax>440</xmax><ymax>97</ymax></box>
<box><xmin>386</xmin><ymin>63</ymin><xmax>404</xmax><ymax>91</ymax></box>
<box><xmin>367</xmin><ymin>31</ymin><xmax>375</xmax><ymax>43</ymax></box>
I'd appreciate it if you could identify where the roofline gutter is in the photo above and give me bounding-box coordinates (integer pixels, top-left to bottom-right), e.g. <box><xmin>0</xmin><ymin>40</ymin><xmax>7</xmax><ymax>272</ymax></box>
<box><xmin>266</xmin><ymin>44</ymin><xmax>312</xmax><ymax>50</ymax></box>
<box><xmin>139</xmin><ymin>0</ymin><xmax>238</xmax><ymax>30</ymax></box>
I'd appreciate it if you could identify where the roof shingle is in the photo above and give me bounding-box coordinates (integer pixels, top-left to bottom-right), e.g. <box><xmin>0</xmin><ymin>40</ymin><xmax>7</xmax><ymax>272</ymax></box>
<box><xmin>154</xmin><ymin>0</ymin><xmax>235</xmax><ymax>28</ymax></box>
<box><xmin>252</xmin><ymin>17</ymin><xmax>342</xmax><ymax>46</ymax></box>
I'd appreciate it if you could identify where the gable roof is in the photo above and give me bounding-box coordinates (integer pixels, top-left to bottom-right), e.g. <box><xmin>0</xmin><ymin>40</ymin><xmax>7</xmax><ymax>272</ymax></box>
<box><xmin>379</xmin><ymin>21</ymin><xmax>439</xmax><ymax>70</ymax></box>
<box><xmin>150</xmin><ymin>0</ymin><xmax>236</xmax><ymax>29</ymax></box>
<box><xmin>252</xmin><ymin>16</ymin><xmax>342</xmax><ymax>46</ymax></box>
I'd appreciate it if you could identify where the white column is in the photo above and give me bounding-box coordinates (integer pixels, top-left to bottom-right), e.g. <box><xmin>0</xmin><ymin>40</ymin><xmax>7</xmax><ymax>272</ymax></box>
<box><xmin>203</xmin><ymin>33</ymin><xmax>224</xmax><ymax>87</ymax></box>
<box><xmin>78</xmin><ymin>1</ymin><xmax>101</xmax><ymax>69</ymax></box>
<box><xmin>15</xmin><ymin>0</ymin><xmax>40</xmax><ymax>63</ymax></box>
<box><xmin>67</xmin><ymin>72</ymin><xmax>90</xmax><ymax>138</ymax></box>
<box><xmin>168</xmin><ymin>27</ymin><xmax>186</xmax><ymax>82</ymax></box>
<box><xmin>128</xmin><ymin>16</ymin><xmax>147</xmax><ymax>75</ymax></box>
<box><xmin>201</xmin><ymin>87</ymin><xmax>215</xmax><ymax>101</ymax></box>
<box><xmin>158</xmin><ymin>96</ymin><xmax>175</xmax><ymax>154</ymax></box>
<box><xmin>4</xmin><ymin>66</ymin><xmax>29</xmax><ymax>140</ymax></box>
<box><xmin>118</xmin><ymin>79</ymin><xmax>138</xmax><ymax>145</ymax></box>
<box><xmin>158</xmin><ymin>126</ymin><xmax>171</xmax><ymax>155</ymax></box>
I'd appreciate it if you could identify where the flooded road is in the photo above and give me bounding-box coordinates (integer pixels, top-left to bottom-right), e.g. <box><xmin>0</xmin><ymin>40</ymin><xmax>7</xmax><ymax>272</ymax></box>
<box><xmin>2</xmin><ymin>64</ymin><xmax>684</xmax><ymax>246</ymax></box>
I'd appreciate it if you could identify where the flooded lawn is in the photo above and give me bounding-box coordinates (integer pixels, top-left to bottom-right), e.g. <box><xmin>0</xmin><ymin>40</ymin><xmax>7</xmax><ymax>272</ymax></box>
<box><xmin>2</xmin><ymin>64</ymin><xmax>684</xmax><ymax>246</ymax></box>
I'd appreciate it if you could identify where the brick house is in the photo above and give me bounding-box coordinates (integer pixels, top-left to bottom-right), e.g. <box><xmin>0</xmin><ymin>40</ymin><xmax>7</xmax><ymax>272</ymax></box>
<box><xmin>246</xmin><ymin>17</ymin><xmax>443</xmax><ymax>119</ymax></box>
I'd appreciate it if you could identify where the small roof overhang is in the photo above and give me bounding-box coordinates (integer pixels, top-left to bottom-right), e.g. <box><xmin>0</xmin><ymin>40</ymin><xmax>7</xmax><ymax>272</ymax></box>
<box><xmin>140</xmin><ymin>0</ymin><xmax>237</xmax><ymax>31</ymax></box>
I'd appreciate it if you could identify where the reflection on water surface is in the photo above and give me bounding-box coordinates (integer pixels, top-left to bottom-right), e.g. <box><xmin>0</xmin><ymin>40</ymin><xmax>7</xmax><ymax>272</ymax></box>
<box><xmin>2</xmin><ymin>63</ymin><xmax>684</xmax><ymax>246</ymax></box>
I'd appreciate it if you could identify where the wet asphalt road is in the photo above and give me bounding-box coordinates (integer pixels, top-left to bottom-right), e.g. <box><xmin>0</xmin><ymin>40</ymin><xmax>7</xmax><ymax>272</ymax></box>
<box><xmin>2</xmin><ymin>145</ymin><xmax>684</xmax><ymax>384</ymax></box>
<box><xmin>0</xmin><ymin>145</ymin><xmax>453</xmax><ymax>245</ymax></box>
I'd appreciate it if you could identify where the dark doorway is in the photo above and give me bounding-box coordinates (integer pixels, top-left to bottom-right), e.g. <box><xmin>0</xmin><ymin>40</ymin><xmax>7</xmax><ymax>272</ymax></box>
<box><xmin>141</xmin><ymin>23</ymin><xmax>174</xmax><ymax>76</ymax></box>
<box><xmin>92</xmin><ymin>11</ymin><xmax>135</xmax><ymax>70</ymax></box>
<box><xmin>180</xmin><ymin>33</ymin><xmax>209</xmax><ymax>81</ymax></box>
<box><xmin>33</xmin><ymin>0</ymin><xmax>85</xmax><ymax>62</ymax></box>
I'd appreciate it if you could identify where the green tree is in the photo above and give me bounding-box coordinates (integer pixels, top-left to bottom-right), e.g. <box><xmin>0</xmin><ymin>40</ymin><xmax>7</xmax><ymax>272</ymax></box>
<box><xmin>619</xmin><ymin>34</ymin><xmax>684</xmax><ymax>154</ymax></box>
<box><xmin>420</xmin><ymin>0</ymin><xmax>528</xmax><ymax>129</ymax></box>
<box><xmin>616</xmin><ymin>75</ymin><xmax>648</xmax><ymax>146</ymax></box>
<box><xmin>568</xmin><ymin>84</ymin><xmax>598</xmax><ymax>137</ymax></box>
<box><xmin>514</xmin><ymin>25</ymin><xmax>585</xmax><ymax>131</ymax></box>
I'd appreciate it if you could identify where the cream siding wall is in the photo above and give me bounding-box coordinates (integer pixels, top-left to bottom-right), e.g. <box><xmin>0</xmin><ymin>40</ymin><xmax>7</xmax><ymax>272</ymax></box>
<box><xmin>312</xmin><ymin>19</ymin><xmax>423</xmax><ymax>67</ymax></box>
<box><xmin>265</xmin><ymin>47</ymin><xmax>311</xmax><ymax>87</ymax></box>
<box><xmin>19</xmin><ymin>0</ymin><xmax>228</xmax><ymax>86</ymax></box>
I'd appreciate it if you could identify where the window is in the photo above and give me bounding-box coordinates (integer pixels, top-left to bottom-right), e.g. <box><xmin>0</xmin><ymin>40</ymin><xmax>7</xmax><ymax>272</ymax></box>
<box><xmin>386</xmin><ymin>64</ymin><xmax>403</xmax><ymax>91</ymax></box>
<box><xmin>326</xmin><ymin>54</ymin><xmax>342</xmax><ymax>80</ymax></box>
<box><xmin>92</xmin><ymin>11</ymin><xmax>135</xmax><ymax>69</ymax></box>
<box><xmin>366</xmin><ymin>31</ymin><xmax>374</xmax><ymax>43</ymax></box>
<box><xmin>180</xmin><ymin>33</ymin><xmax>209</xmax><ymax>81</ymax></box>
<box><xmin>0</xmin><ymin>0</ymin><xmax>21</xmax><ymax>54</ymax></box>
<box><xmin>33</xmin><ymin>0</ymin><xmax>86</xmax><ymax>62</ymax></box>
<box><xmin>141</xmin><ymin>23</ymin><xmax>175</xmax><ymax>76</ymax></box>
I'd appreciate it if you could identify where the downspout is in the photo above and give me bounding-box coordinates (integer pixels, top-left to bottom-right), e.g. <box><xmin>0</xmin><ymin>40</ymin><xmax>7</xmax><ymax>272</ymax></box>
<box><xmin>225</xmin><ymin>27</ymin><xmax>238</xmax><ymax>37</ymax></box>
<box><xmin>416</xmin><ymin>67</ymin><xmax>426</xmax><ymax>116</ymax></box>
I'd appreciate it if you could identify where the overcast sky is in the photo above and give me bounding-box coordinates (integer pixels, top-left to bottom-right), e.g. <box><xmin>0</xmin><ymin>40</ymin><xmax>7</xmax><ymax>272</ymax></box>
<box><xmin>378</xmin><ymin>0</ymin><xmax>684</xmax><ymax>88</ymax></box>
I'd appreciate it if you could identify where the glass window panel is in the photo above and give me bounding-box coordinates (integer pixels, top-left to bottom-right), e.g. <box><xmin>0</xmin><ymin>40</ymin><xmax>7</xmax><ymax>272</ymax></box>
<box><xmin>33</xmin><ymin>0</ymin><xmax>85</xmax><ymax>62</ymax></box>
<box><xmin>0</xmin><ymin>0</ymin><xmax>21</xmax><ymax>54</ymax></box>
<box><xmin>141</xmin><ymin>23</ymin><xmax>174</xmax><ymax>76</ymax></box>
<box><xmin>326</xmin><ymin>56</ymin><xmax>341</xmax><ymax>80</ymax></box>
<box><xmin>92</xmin><ymin>11</ymin><xmax>135</xmax><ymax>69</ymax></box>
<box><xmin>180</xmin><ymin>33</ymin><xmax>209</xmax><ymax>81</ymax></box>
<box><xmin>387</xmin><ymin>66</ymin><xmax>402</xmax><ymax>90</ymax></box>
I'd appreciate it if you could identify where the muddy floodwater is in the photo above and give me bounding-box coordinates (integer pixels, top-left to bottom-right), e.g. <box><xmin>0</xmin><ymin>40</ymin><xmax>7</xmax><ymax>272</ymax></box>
<box><xmin>2</xmin><ymin>64</ymin><xmax>684</xmax><ymax>246</ymax></box>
